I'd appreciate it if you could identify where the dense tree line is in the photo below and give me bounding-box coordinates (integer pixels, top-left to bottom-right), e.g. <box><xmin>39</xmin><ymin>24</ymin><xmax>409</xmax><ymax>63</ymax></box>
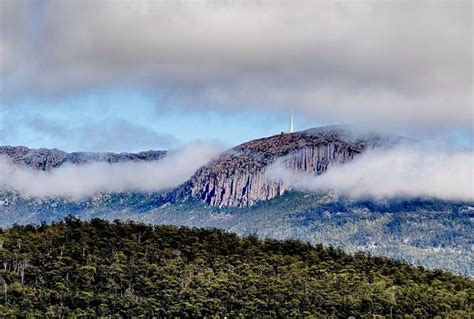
<box><xmin>0</xmin><ymin>217</ymin><xmax>472</xmax><ymax>318</ymax></box>
<box><xmin>3</xmin><ymin>190</ymin><xmax>472</xmax><ymax>277</ymax></box>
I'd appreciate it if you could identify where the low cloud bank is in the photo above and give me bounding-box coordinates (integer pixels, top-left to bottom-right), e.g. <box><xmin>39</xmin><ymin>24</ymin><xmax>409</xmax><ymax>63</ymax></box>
<box><xmin>0</xmin><ymin>143</ymin><xmax>223</xmax><ymax>199</ymax></box>
<box><xmin>267</xmin><ymin>142</ymin><xmax>474</xmax><ymax>201</ymax></box>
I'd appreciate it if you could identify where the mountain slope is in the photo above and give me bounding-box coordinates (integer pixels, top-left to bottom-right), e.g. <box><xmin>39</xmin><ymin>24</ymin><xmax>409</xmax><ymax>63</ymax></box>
<box><xmin>175</xmin><ymin>125</ymin><xmax>404</xmax><ymax>207</ymax></box>
<box><xmin>2</xmin><ymin>218</ymin><xmax>472</xmax><ymax>317</ymax></box>
<box><xmin>0</xmin><ymin>146</ymin><xmax>167</xmax><ymax>170</ymax></box>
<box><xmin>1</xmin><ymin>190</ymin><xmax>472</xmax><ymax>276</ymax></box>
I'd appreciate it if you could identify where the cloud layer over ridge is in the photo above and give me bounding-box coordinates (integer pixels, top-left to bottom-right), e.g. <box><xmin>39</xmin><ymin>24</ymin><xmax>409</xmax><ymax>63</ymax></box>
<box><xmin>0</xmin><ymin>143</ymin><xmax>223</xmax><ymax>199</ymax></box>
<box><xmin>0</xmin><ymin>0</ymin><xmax>471</xmax><ymax>134</ymax></box>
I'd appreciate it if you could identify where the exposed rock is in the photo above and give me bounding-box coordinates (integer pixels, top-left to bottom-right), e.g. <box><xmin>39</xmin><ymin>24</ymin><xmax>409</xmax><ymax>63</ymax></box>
<box><xmin>0</xmin><ymin>146</ymin><xmax>167</xmax><ymax>170</ymax></box>
<box><xmin>2</xmin><ymin>126</ymin><xmax>405</xmax><ymax>207</ymax></box>
<box><xmin>175</xmin><ymin>125</ymin><xmax>404</xmax><ymax>207</ymax></box>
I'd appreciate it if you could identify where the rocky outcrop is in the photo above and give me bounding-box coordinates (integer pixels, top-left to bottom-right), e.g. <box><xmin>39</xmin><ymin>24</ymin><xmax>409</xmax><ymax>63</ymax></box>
<box><xmin>0</xmin><ymin>146</ymin><xmax>167</xmax><ymax>170</ymax></box>
<box><xmin>176</xmin><ymin>125</ymin><xmax>403</xmax><ymax>207</ymax></box>
<box><xmin>2</xmin><ymin>126</ymin><xmax>404</xmax><ymax>207</ymax></box>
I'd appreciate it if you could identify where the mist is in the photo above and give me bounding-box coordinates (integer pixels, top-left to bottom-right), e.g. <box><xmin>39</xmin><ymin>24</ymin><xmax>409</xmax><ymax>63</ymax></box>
<box><xmin>0</xmin><ymin>143</ymin><xmax>223</xmax><ymax>199</ymax></box>
<box><xmin>267</xmin><ymin>142</ymin><xmax>474</xmax><ymax>202</ymax></box>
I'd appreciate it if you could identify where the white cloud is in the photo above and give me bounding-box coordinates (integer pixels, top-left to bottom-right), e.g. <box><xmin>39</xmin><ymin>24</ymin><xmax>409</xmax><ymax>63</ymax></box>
<box><xmin>0</xmin><ymin>0</ymin><xmax>471</xmax><ymax>134</ymax></box>
<box><xmin>267</xmin><ymin>142</ymin><xmax>474</xmax><ymax>201</ymax></box>
<box><xmin>0</xmin><ymin>143</ymin><xmax>223</xmax><ymax>199</ymax></box>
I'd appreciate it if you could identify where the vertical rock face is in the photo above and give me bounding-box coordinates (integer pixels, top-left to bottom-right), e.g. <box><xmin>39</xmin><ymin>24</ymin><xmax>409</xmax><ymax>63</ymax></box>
<box><xmin>179</xmin><ymin>125</ymin><xmax>403</xmax><ymax>207</ymax></box>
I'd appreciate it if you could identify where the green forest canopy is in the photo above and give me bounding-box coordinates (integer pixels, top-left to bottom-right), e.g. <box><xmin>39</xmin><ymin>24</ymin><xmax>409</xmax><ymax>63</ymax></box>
<box><xmin>1</xmin><ymin>217</ymin><xmax>472</xmax><ymax>318</ymax></box>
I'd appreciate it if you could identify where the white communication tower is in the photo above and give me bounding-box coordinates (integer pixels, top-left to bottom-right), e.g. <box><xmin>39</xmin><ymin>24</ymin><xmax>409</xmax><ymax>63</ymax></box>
<box><xmin>289</xmin><ymin>108</ymin><xmax>294</xmax><ymax>133</ymax></box>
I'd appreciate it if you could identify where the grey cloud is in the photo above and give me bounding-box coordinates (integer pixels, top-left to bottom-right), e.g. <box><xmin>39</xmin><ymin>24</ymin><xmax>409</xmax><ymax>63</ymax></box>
<box><xmin>0</xmin><ymin>0</ymin><xmax>472</xmax><ymax>133</ymax></box>
<box><xmin>23</xmin><ymin>115</ymin><xmax>70</xmax><ymax>137</ymax></box>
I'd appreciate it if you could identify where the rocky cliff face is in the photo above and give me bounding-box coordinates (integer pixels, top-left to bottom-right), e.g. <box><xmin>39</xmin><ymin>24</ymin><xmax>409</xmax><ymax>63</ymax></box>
<box><xmin>0</xmin><ymin>146</ymin><xmax>167</xmax><ymax>170</ymax></box>
<box><xmin>176</xmin><ymin>126</ymin><xmax>403</xmax><ymax>207</ymax></box>
<box><xmin>2</xmin><ymin>126</ymin><xmax>404</xmax><ymax>207</ymax></box>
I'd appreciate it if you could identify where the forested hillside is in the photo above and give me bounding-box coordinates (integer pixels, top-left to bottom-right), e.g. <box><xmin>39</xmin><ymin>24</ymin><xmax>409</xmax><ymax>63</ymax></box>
<box><xmin>1</xmin><ymin>218</ymin><xmax>472</xmax><ymax>318</ymax></box>
<box><xmin>3</xmin><ymin>191</ymin><xmax>473</xmax><ymax>277</ymax></box>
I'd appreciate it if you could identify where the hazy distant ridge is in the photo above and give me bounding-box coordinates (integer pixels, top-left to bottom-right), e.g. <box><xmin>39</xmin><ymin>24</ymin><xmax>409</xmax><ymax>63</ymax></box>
<box><xmin>0</xmin><ymin>146</ymin><xmax>167</xmax><ymax>171</ymax></box>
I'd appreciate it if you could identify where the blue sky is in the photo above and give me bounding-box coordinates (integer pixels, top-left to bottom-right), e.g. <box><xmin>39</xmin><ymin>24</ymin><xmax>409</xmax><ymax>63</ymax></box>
<box><xmin>0</xmin><ymin>90</ymin><xmax>326</xmax><ymax>151</ymax></box>
<box><xmin>1</xmin><ymin>89</ymin><xmax>470</xmax><ymax>152</ymax></box>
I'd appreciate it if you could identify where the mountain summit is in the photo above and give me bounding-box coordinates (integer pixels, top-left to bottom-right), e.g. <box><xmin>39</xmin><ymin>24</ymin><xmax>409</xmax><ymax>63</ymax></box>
<box><xmin>1</xmin><ymin>126</ymin><xmax>405</xmax><ymax>208</ymax></box>
<box><xmin>175</xmin><ymin>125</ymin><xmax>404</xmax><ymax>207</ymax></box>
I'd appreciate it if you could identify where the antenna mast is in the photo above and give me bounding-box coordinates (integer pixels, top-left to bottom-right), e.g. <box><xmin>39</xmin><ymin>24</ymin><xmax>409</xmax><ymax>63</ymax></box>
<box><xmin>289</xmin><ymin>108</ymin><xmax>294</xmax><ymax>133</ymax></box>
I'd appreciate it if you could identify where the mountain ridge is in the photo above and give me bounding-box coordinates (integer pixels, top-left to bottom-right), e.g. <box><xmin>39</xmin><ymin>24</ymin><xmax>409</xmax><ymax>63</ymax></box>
<box><xmin>0</xmin><ymin>145</ymin><xmax>167</xmax><ymax>171</ymax></box>
<box><xmin>1</xmin><ymin>125</ymin><xmax>407</xmax><ymax>207</ymax></box>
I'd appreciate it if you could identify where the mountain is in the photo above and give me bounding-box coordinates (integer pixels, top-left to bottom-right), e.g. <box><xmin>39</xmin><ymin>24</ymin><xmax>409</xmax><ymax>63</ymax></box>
<box><xmin>0</xmin><ymin>146</ymin><xmax>167</xmax><ymax>170</ymax></box>
<box><xmin>1</xmin><ymin>126</ymin><xmax>472</xmax><ymax>277</ymax></box>
<box><xmin>174</xmin><ymin>125</ymin><xmax>405</xmax><ymax>207</ymax></box>
<box><xmin>0</xmin><ymin>126</ymin><xmax>403</xmax><ymax>207</ymax></box>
